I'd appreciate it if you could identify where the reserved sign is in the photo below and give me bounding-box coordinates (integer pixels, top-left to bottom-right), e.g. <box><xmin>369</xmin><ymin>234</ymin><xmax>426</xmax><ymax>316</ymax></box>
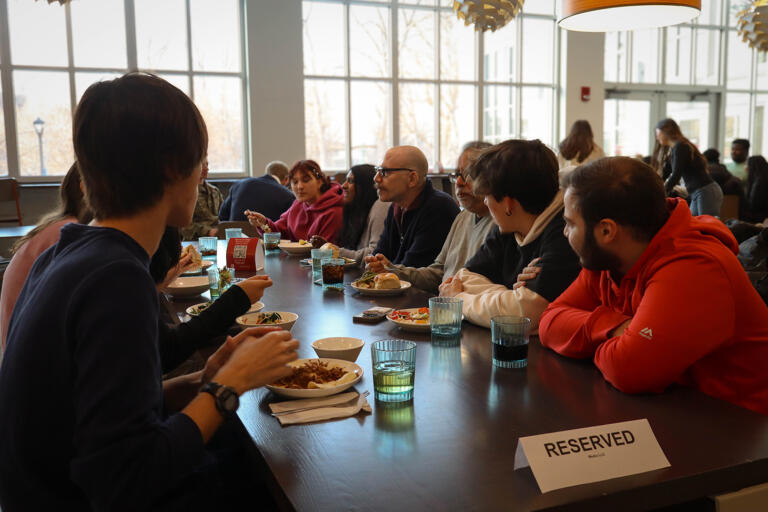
<box><xmin>226</xmin><ymin>237</ymin><xmax>264</xmax><ymax>272</ymax></box>
<box><xmin>514</xmin><ymin>419</ymin><xmax>670</xmax><ymax>493</ymax></box>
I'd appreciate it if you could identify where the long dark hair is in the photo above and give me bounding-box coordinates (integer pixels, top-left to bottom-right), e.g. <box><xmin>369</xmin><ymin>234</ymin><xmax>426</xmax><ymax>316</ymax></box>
<box><xmin>12</xmin><ymin>163</ymin><xmax>93</xmax><ymax>254</ymax></box>
<box><xmin>650</xmin><ymin>118</ymin><xmax>702</xmax><ymax>174</ymax></box>
<box><xmin>559</xmin><ymin>120</ymin><xmax>596</xmax><ymax>163</ymax></box>
<box><xmin>339</xmin><ymin>164</ymin><xmax>378</xmax><ymax>249</ymax></box>
<box><xmin>747</xmin><ymin>155</ymin><xmax>768</xmax><ymax>193</ymax></box>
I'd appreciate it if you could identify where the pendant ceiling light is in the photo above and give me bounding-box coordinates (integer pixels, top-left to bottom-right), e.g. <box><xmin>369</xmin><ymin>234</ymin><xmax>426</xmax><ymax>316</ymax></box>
<box><xmin>737</xmin><ymin>0</ymin><xmax>768</xmax><ymax>52</ymax></box>
<box><xmin>453</xmin><ymin>0</ymin><xmax>525</xmax><ymax>32</ymax></box>
<box><xmin>558</xmin><ymin>0</ymin><xmax>701</xmax><ymax>32</ymax></box>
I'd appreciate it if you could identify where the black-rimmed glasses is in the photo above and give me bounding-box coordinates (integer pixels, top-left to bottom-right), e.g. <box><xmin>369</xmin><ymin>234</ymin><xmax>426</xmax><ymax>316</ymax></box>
<box><xmin>450</xmin><ymin>170</ymin><xmax>471</xmax><ymax>183</ymax></box>
<box><xmin>374</xmin><ymin>166</ymin><xmax>415</xmax><ymax>178</ymax></box>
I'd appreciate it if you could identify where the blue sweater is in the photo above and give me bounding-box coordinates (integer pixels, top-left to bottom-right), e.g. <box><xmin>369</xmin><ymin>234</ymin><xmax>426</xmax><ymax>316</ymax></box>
<box><xmin>219</xmin><ymin>175</ymin><xmax>295</xmax><ymax>222</ymax></box>
<box><xmin>374</xmin><ymin>180</ymin><xmax>460</xmax><ymax>268</ymax></box>
<box><xmin>0</xmin><ymin>224</ymin><xmax>205</xmax><ymax>511</ymax></box>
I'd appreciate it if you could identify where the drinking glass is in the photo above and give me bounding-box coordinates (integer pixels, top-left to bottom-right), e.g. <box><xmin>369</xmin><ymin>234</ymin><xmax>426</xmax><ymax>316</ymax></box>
<box><xmin>206</xmin><ymin>266</ymin><xmax>221</xmax><ymax>299</ymax></box>
<box><xmin>198</xmin><ymin>236</ymin><xmax>218</xmax><ymax>256</ymax></box>
<box><xmin>225</xmin><ymin>228</ymin><xmax>243</xmax><ymax>240</ymax></box>
<box><xmin>321</xmin><ymin>257</ymin><xmax>345</xmax><ymax>290</ymax></box>
<box><xmin>491</xmin><ymin>316</ymin><xmax>531</xmax><ymax>368</ymax></box>
<box><xmin>429</xmin><ymin>297</ymin><xmax>463</xmax><ymax>345</ymax></box>
<box><xmin>371</xmin><ymin>339</ymin><xmax>416</xmax><ymax>402</ymax></box>
<box><xmin>263</xmin><ymin>232</ymin><xmax>281</xmax><ymax>251</ymax></box>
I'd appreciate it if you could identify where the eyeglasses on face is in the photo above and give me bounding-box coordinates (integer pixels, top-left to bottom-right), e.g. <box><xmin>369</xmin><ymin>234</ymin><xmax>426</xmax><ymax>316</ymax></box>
<box><xmin>450</xmin><ymin>170</ymin><xmax>472</xmax><ymax>183</ymax></box>
<box><xmin>374</xmin><ymin>166</ymin><xmax>415</xmax><ymax>178</ymax></box>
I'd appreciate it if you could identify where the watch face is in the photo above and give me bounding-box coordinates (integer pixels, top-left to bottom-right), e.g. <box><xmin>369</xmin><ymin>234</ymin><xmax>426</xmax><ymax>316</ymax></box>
<box><xmin>222</xmin><ymin>392</ymin><xmax>238</xmax><ymax>412</ymax></box>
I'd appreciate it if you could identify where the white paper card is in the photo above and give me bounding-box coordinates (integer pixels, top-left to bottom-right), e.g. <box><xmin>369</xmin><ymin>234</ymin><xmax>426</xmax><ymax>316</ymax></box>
<box><xmin>254</xmin><ymin>239</ymin><xmax>264</xmax><ymax>271</ymax></box>
<box><xmin>514</xmin><ymin>419</ymin><xmax>670</xmax><ymax>493</ymax></box>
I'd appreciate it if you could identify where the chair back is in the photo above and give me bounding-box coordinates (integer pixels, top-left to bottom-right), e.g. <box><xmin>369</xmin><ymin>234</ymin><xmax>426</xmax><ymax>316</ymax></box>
<box><xmin>216</xmin><ymin>221</ymin><xmax>259</xmax><ymax>239</ymax></box>
<box><xmin>720</xmin><ymin>194</ymin><xmax>740</xmax><ymax>221</ymax></box>
<box><xmin>0</xmin><ymin>178</ymin><xmax>22</xmax><ymax>225</ymax></box>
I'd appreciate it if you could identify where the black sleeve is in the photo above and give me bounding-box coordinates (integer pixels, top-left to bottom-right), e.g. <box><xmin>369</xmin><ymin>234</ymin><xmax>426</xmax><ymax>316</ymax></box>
<box><xmin>664</xmin><ymin>142</ymin><xmax>692</xmax><ymax>194</ymax></box>
<box><xmin>465</xmin><ymin>226</ymin><xmax>504</xmax><ymax>283</ymax></box>
<box><xmin>219</xmin><ymin>193</ymin><xmax>231</xmax><ymax>221</ymax></box>
<box><xmin>158</xmin><ymin>284</ymin><xmax>251</xmax><ymax>373</ymax></box>
<box><xmin>526</xmin><ymin>219</ymin><xmax>583</xmax><ymax>302</ymax></box>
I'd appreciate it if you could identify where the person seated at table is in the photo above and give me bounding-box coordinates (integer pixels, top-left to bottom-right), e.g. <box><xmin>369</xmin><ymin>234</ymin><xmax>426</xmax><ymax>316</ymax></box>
<box><xmin>727</xmin><ymin>138</ymin><xmax>750</xmax><ymax>181</ymax></box>
<box><xmin>309</xmin><ymin>164</ymin><xmax>390</xmax><ymax>264</ymax></box>
<box><xmin>366</xmin><ymin>142</ymin><xmax>494</xmax><ymax>293</ymax></box>
<box><xmin>364</xmin><ymin>145</ymin><xmax>459</xmax><ymax>268</ymax></box>
<box><xmin>150</xmin><ymin>227</ymin><xmax>274</xmax><ymax>374</ymax></box>
<box><xmin>557</xmin><ymin>120</ymin><xmax>605</xmax><ymax>169</ymax></box>
<box><xmin>702</xmin><ymin>148</ymin><xmax>743</xmax><ymax>196</ymax></box>
<box><xmin>180</xmin><ymin>155</ymin><xmax>224</xmax><ymax>240</ymax></box>
<box><xmin>743</xmin><ymin>155</ymin><xmax>768</xmax><ymax>223</ymax></box>
<box><xmin>539</xmin><ymin>156</ymin><xmax>768</xmax><ymax>415</ymax></box>
<box><xmin>265</xmin><ymin>160</ymin><xmax>291</xmax><ymax>187</ymax></box>
<box><xmin>0</xmin><ymin>73</ymin><xmax>299</xmax><ymax>510</ymax></box>
<box><xmin>438</xmin><ymin>139</ymin><xmax>581</xmax><ymax>330</ymax></box>
<box><xmin>246</xmin><ymin>159</ymin><xmax>344</xmax><ymax>243</ymax></box>
<box><xmin>0</xmin><ymin>163</ymin><xmax>93</xmax><ymax>350</ymax></box>
<box><xmin>218</xmin><ymin>162</ymin><xmax>295</xmax><ymax>223</ymax></box>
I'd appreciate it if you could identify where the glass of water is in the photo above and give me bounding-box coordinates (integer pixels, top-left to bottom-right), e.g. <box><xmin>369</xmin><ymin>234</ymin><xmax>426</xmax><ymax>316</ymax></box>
<box><xmin>491</xmin><ymin>316</ymin><xmax>531</xmax><ymax>369</ymax></box>
<box><xmin>429</xmin><ymin>297</ymin><xmax>463</xmax><ymax>345</ymax></box>
<box><xmin>371</xmin><ymin>339</ymin><xmax>416</xmax><ymax>403</ymax></box>
<box><xmin>225</xmin><ymin>227</ymin><xmax>243</xmax><ymax>240</ymax></box>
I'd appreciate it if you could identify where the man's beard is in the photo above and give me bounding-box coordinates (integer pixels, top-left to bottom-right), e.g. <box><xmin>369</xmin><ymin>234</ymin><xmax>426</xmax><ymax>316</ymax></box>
<box><xmin>580</xmin><ymin>227</ymin><xmax>622</xmax><ymax>275</ymax></box>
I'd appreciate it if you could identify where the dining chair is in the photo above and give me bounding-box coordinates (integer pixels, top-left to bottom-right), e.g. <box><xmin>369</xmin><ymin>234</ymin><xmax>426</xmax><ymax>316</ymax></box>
<box><xmin>216</xmin><ymin>220</ymin><xmax>260</xmax><ymax>239</ymax></box>
<box><xmin>0</xmin><ymin>178</ymin><xmax>22</xmax><ymax>226</ymax></box>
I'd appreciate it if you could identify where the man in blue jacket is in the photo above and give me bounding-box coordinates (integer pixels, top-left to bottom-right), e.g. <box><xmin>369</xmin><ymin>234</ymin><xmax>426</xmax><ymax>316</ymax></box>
<box><xmin>219</xmin><ymin>161</ymin><xmax>294</xmax><ymax>222</ymax></box>
<box><xmin>366</xmin><ymin>145</ymin><xmax>459</xmax><ymax>268</ymax></box>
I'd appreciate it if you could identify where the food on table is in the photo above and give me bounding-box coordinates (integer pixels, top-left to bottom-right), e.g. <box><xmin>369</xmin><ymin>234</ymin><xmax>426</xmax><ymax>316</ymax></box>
<box><xmin>244</xmin><ymin>209</ymin><xmax>271</xmax><ymax>233</ymax></box>
<box><xmin>182</xmin><ymin>245</ymin><xmax>202</xmax><ymax>267</ymax></box>
<box><xmin>388</xmin><ymin>308</ymin><xmax>429</xmax><ymax>324</ymax></box>
<box><xmin>246</xmin><ymin>312</ymin><xmax>283</xmax><ymax>325</ymax></box>
<box><xmin>189</xmin><ymin>301</ymin><xmax>213</xmax><ymax>316</ymax></box>
<box><xmin>352</xmin><ymin>271</ymin><xmax>377</xmax><ymax>289</ymax></box>
<box><xmin>320</xmin><ymin>242</ymin><xmax>340</xmax><ymax>258</ymax></box>
<box><xmin>272</xmin><ymin>360</ymin><xmax>353</xmax><ymax>389</ymax></box>
<box><xmin>374</xmin><ymin>272</ymin><xmax>401</xmax><ymax>290</ymax></box>
<box><xmin>298</xmin><ymin>239</ymin><xmax>310</xmax><ymax>246</ymax></box>
<box><xmin>219</xmin><ymin>267</ymin><xmax>233</xmax><ymax>289</ymax></box>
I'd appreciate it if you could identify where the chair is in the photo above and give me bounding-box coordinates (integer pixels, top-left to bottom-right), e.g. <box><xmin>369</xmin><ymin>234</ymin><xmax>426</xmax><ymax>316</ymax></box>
<box><xmin>0</xmin><ymin>178</ymin><xmax>22</xmax><ymax>226</ymax></box>
<box><xmin>216</xmin><ymin>221</ymin><xmax>260</xmax><ymax>239</ymax></box>
<box><xmin>720</xmin><ymin>194</ymin><xmax>740</xmax><ymax>221</ymax></box>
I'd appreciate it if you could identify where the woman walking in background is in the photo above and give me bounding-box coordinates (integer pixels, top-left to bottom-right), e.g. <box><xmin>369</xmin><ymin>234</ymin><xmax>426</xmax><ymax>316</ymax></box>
<box><xmin>652</xmin><ymin>118</ymin><xmax>722</xmax><ymax>217</ymax></box>
<box><xmin>557</xmin><ymin>120</ymin><xmax>605</xmax><ymax>168</ymax></box>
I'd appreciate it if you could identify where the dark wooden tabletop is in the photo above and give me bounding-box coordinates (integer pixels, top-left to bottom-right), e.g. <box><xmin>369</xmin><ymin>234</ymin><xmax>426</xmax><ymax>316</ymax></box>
<box><xmin>168</xmin><ymin>242</ymin><xmax>768</xmax><ymax>511</ymax></box>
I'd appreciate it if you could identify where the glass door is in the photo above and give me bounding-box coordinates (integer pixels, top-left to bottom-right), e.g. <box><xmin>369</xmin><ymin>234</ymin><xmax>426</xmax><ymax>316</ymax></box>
<box><xmin>604</xmin><ymin>97</ymin><xmax>652</xmax><ymax>158</ymax></box>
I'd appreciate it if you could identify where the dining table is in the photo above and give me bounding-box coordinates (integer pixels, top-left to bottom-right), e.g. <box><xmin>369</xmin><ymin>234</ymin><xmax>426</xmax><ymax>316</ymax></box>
<box><xmin>167</xmin><ymin>240</ymin><xmax>768</xmax><ymax>511</ymax></box>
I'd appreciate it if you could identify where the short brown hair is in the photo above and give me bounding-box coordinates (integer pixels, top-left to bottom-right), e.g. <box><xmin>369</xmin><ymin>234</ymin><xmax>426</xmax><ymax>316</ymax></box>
<box><xmin>266</xmin><ymin>160</ymin><xmax>289</xmax><ymax>181</ymax></box>
<box><xmin>563</xmin><ymin>156</ymin><xmax>669</xmax><ymax>242</ymax></box>
<box><xmin>73</xmin><ymin>73</ymin><xmax>208</xmax><ymax>219</ymax></box>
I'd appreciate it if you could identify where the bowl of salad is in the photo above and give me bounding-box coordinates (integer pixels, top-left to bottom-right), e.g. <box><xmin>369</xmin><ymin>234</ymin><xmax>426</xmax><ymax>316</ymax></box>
<box><xmin>236</xmin><ymin>311</ymin><xmax>299</xmax><ymax>331</ymax></box>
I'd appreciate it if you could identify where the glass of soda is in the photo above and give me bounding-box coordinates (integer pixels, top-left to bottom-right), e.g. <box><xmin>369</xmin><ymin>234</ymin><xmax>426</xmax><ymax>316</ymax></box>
<box><xmin>321</xmin><ymin>257</ymin><xmax>345</xmax><ymax>290</ymax></box>
<box><xmin>263</xmin><ymin>232</ymin><xmax>281</xmax><ymax>251</ymax></box>
<box><xmin>371</xmin><ymin>339</ymin><xmax>416</xmax><ymax>402</ymax></box>
<box><xmin>491</xmin><ymin>316</ymin><xmax>531</xmax><ymax>369</ymax></box>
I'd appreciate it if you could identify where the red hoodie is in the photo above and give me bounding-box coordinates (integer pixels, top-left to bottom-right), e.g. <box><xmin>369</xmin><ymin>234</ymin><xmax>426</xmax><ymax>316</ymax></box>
<box><xmin>540</xmin><ymin>198</ymin><xmax>768</xmax><ymax>415</ymax></box>
<box><xmin>265</xmin><ymin>183</ymin><xmax>344</xmax><ymax>243</ymax></box>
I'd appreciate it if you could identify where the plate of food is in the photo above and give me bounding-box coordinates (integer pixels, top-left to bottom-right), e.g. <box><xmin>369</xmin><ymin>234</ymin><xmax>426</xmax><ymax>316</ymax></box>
<box><xmin>187</xmin><ymin>300</ymin><xmax>264</xmax><ymax>317</ymax></box>
<box><xmin>236</xmin><ymin>311</ymin><xmax>298</xmax><ymax>331</ymax></box>
<box><xmin>266</xmin><ymin>358</ymin><xmax>363</xmax><ymax>398</ymax></box>
<box><xmin>300</xmin><ymin>256</ymin><xmax>357</xmax><ymax>268</ymax></box>
<box><xmin>279</xmin><ymin>240</ymin><xmax>312</xmax><ymax>256</ymax></box>
<box><xmin>181</xmin><ymin>260</ymin><xmax>213</xmax><ymax>275</ymax></box>
<box><xmin>351</xmin><ymin>272</ymin><xmax>411</xmax><ymax>296</ymax></box>
<box><xmin>387</xmin><ymin>307</ymin><xmax>430</xmax><ymax>332</ymax></box>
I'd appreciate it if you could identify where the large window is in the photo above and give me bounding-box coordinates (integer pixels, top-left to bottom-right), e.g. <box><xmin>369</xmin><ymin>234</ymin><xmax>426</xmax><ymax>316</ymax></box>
<box><xmin>0</xmin><ymin>0</ymin><xmax>247</xmax><ymax>180</ymax></box>
<box><xmin>604</xmin><ymin>0</ymin><xmax>768</xmax><ymax>161</ymax></box>
<box><xmin>303</xmin><ymin>0</ymin><xmax>560</xmax><ymax>171</ymax></box>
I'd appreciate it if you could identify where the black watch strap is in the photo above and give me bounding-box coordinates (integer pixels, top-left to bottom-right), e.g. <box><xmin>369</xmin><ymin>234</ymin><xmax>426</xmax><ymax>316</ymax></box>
<box><xmin>201</xmin><ymin>381</ymin><xmax>239</xmax><ymax>418</ymax></box>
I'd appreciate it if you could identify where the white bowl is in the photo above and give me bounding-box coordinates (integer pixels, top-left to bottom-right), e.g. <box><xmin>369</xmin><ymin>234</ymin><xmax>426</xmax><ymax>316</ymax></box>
<box><xmin>278</xmin><ymin>241</ymin><xmax>312</xmax><ymax>256</ymax></box>
<box><xmin>311</xmin><ymin>337</ymin><xmax>364</xmax><ymax>362</ymax></box>
<box><xmin>350</xmin><ymin>280</ymin><xmax>412</xmax><ymax>296</ymax></box>
<box><xmin>236</xmin><ymin>311</ymin><xmax>298</xmax><ymax>331</ymax></box>
<box><xmin>166</xmin><ymin>276</ymin><xmax>210</xmax><ymax>297</ymax></box>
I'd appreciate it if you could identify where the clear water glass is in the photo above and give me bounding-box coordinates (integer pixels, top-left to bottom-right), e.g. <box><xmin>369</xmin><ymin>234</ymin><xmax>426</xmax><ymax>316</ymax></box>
<box><xmin>491</xmin><ymin>316</ymin><xmax>531</xmax><ymax>369</ymax></box>
<box><xmin>206</xmin><ymin>266</ymin><xmax>220</xmax><ymax>299</ymax></box>
<box><xmin>225</xmin><ymin>228</ymin><xmax>243</xmax><ymax>240</ymax></box>
<box><xmin>371</xmin><ymin>339</ymin><xmax>416</xmax><ymax>402</ymax></box>
<box><xmin>263</xmin><ymin>232</ymin><xmax>281</xmax><ymax>250</ymax></box>
<box><xmin>198</xmin><ymin>236</ymin><xmax>218</xmax><ymax>257</ymax></box>
<box><xmin>429</xmin><ymin>297</ymin><xmax>463</xmax><ymax>345</ymax></box>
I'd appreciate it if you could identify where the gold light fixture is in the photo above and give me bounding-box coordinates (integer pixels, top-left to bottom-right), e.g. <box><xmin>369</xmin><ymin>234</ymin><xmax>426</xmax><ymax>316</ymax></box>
<box><xmin>558</xmin><ymin>0</ymin><xmax>701</xmax><ymax>32</ymax></box>
<box><xmin>452</xmin><ymin>0</ymin><xmax>524</xmax><ymax>32</ymax></box>
<box><xmin>737</xmin><ymin>0</ymin><xmax>768</xmax><ymax>52</ymax></box>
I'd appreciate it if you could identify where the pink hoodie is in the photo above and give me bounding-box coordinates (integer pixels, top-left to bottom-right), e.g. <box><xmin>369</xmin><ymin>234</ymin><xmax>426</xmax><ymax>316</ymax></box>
<box><xmin>265</xmin><ymin>183</ymin><xmax>344</xmax><ymax>243</ymax></box>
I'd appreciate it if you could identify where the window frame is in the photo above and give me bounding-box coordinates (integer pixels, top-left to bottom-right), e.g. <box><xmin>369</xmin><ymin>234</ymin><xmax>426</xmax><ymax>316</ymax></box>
<box><xmin>0</xmin><ymin>0</ymin><xmax>250</xmax><ymax>183</ymax></box>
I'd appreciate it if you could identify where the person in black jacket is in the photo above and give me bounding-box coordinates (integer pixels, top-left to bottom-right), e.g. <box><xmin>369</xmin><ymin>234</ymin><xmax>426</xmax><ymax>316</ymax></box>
<box><xmin>218</xmin><ymin>170</ymin><xmax>295</xmax><ymax>222</ymax></box>
<box><xmin>743</xmin><ymin>155</ymin><xmax>768</xmax><ymax>223</ymax></box>
<box><xmin>438</xmin><ymin>139</ymin><xmax>582</xmax><ymax>331</ymax></box>
<box><xmin>365</xmin><ymin>145</ymin><xmax>459</xmax><ymax>268</ymax></box>
<box><xmin>651</xmin><ymin>118</ymin><xmax>722</xmax><ymax>216</ymax></box>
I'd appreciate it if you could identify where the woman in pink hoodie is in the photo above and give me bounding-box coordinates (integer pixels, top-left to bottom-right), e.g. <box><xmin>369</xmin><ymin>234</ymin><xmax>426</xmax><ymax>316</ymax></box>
<box><xmin>246</xmin><ymin>159</ymin><xmax>344</xmax><ymax>243</ymax></box>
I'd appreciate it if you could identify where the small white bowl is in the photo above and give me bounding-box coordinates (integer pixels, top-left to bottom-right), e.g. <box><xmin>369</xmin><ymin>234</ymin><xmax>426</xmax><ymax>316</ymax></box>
<box><xmin>311</xmin><ymin>337</ymin><xmax>364</xmax><ymax>362</ymax></box>
<box><xmin>166</xmin><ymin>276</ymin><xmax>210</xmax><ymax>298</ymax></box>
<box><xmin>236</xmin><ymin>311</ymin><xmax>298</xmax><ymax>331</ymax></box>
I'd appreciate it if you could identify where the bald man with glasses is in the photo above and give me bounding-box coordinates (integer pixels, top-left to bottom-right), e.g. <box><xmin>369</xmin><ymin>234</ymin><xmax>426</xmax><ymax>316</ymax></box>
<box><xmin>365</xmin><ymin>145</ymin><xmax>459</xmax><ymax>268</ymax></box>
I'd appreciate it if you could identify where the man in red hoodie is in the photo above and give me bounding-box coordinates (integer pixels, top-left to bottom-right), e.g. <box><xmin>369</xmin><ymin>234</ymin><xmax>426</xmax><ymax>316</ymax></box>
<box><xmin>539</xmin><ymin>156</ymin><xmax>768</xmax><ymax>415</ymax></box>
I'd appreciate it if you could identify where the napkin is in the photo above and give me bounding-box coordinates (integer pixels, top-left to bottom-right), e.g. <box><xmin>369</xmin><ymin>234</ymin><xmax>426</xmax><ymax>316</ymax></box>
<box><xmin>269</xmin><ymin>391</ymin><xmax>371</xmax><ymax>426</ymax></box>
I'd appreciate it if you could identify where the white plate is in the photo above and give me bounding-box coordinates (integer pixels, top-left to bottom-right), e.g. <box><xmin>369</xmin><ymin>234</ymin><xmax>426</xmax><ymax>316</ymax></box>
<box><xmin>279</xmin><ymin>241</ymin><xmax>313</xmax><ymax>255</ymax></box>
<box><xmin>186</xmin><ymin>300</ymin><xmax>264</xmax><ymax>317</ymax></box>
<box><xmin>166</xmin><ymin>276</ymin><xmax>209</xmax><ymax>298</ymax></box>
<box><xmin>350</xmin><ymin>280</ymin><xmax>412</xmax><ymax>296</ymax></box>
<box><xmin>266</xmin><ymin>358</ymin><xmax>364</xmax><ymax>398</ymax></box>
<box><xmin>181</xmin><ymin>260</ymin><xmax>214</xmax><ymax>275</ymax></box>
<box><xmin>387</xmin><ymin>308</ymin><xmax>431</xmax><ymax>332</ymax></box>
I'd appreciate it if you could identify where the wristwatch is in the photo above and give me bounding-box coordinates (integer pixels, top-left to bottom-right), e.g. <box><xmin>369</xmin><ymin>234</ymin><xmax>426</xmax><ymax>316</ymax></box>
<box><xmin>201</xmin><ymin>381</ymin><xmax>239</xmax><ymax>418</ymax></box>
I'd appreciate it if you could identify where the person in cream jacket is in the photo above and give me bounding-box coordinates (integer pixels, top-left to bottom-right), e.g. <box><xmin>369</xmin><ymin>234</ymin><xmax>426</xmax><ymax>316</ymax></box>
<box><xmin>439</xmin><ymin>140</ymin><xmax>582</xmax><ymax>332</ymax></box>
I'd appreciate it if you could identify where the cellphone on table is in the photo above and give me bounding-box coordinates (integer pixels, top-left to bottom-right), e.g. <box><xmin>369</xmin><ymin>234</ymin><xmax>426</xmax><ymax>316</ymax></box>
<box><xmin>352</xmin><ymin>306</ymin><xmax>393</xmax><ymax>324</ymax></box>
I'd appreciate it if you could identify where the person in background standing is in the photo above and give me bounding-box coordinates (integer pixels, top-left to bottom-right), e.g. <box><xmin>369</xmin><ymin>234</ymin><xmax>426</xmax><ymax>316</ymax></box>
<box><xmin>180</xmin><ymin>156</ymin><xmax>223</xmax><ymax>240</ymax></box>
<box><xmin>557</xmin><ymin>120</ymin><xmax>605</xmax><ymax>169</ymax></box>
<box><xmin>727</xmin><ymin>139</ymin><xmax>750</xmax><ymax>181</ymax></box>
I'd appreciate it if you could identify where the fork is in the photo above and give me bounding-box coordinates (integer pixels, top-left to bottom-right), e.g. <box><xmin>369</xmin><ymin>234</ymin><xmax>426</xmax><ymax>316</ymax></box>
<box><xmin>270</xmin><ymin>391</ymin><xmax>369</xmax><ymax>417</ymax></box>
